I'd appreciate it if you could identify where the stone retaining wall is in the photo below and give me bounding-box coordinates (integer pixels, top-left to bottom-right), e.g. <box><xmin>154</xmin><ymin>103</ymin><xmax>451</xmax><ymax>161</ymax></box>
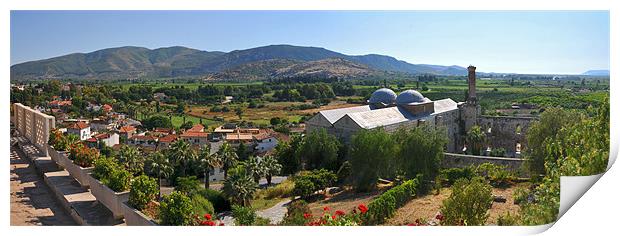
<box><xmin>442</xmin><ymin>152</ymin><xmax>526</xmax><ymax>176</ymax></box>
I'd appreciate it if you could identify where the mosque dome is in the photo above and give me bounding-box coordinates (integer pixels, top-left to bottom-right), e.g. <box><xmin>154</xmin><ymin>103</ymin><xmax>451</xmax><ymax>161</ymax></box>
<box><xmin>396</xmin><ymin>89</ymin><xmax>430</xmax><ymax>105</ymax></box>
<box><xmin>369</xmin><ymin>88</ymin><xmax>397</xmax><ymax>106</ymax></box>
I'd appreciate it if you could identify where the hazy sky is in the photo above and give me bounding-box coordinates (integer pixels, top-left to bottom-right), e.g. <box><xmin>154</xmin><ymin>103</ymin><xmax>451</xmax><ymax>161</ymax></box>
<box><xmin>10</xmin><ymin>11</ymin><xmax>609</xmax><ymax>74</ymax></box>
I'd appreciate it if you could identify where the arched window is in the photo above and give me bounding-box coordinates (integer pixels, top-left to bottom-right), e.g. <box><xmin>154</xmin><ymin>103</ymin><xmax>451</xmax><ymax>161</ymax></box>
<box><xmin>516</xmin><ymin>142</ymin><xmax>522</xmax><ymax>153</ymax></box>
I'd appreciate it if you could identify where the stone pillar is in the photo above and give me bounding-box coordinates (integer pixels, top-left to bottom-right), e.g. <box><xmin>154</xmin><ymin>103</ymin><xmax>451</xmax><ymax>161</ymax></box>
<box><xmin>467</xmin><ymin>65</ymin><xmax>477</xmax><ymax>102</ymax></box>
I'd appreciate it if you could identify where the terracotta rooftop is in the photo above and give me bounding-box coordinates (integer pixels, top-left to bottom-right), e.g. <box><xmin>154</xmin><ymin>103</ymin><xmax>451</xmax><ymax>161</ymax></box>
<box><xmin>131</xmin><ymin>135</ymin><xmax>157</xmax><ymax>141</ymax></box>
<box><xmin>119</xmin><ymin>126</ymin><xmax>137</xmax><ymax>133</ymax></box>
<box><xmin>158</xmin><ymin>134</ymin><xmax>178</xmax><ymax>143</ymax></box>
<box><xmin>69</xmin><ymin>121</ymin><xmax>89</xmax><ymax>130</ymax></box>
<box><xmin>226</xmin><ymin>133</ymin><xmax>254</xmax><ymax>141</ymax></box>
<box><xmin>180</xmin><ymin>132</ymin><xmax>210</xmax><ymax>138</ymax></box>
<box><xmin>186</xmin><ymin>124</ymin><xmax>205</xmax><ymax>133</ymax></box>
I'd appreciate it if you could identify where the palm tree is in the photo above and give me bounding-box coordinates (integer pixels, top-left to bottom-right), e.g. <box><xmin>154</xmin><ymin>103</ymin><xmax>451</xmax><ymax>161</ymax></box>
<box><xmin>466</xmin><ymin>125</ymin><xmax>486</xmax><ymax>155</ymax></box>
<box><xmin>145</xmin><ymin>151</ymin><xmax>174</xmax><ymax>199</ymax></box>
<box><xmin>217</xmin><ymin>142</ymin><xmax>238</xmax><ymax>179</ymax></box>
<box><xmin>222</xmin><ymin>166</ymin><xmax>258</xmax><ymax>207</ymax></box>
<box><xmin>198</xmin><ymin>145</ymin><xmax>222</xmax><ymax>189</ymax></box>
<box><xmin>245</xmin><ymin>156</ymin><xmax>267</xmax><ymax>183</ymax></box>
<box><xmin>168</xmin><ymin>140</ymin><xmax>197</xmax><ymax>177</ymax></box>
<box><xmin>261</xmin><ymin>155</ymin><xmax>282</xmax><ymax>186</ymax></box>
<box><xmin>118</xmin><ymin>145</ymin><xmax>144</xmax><ymax>176</ymax></box>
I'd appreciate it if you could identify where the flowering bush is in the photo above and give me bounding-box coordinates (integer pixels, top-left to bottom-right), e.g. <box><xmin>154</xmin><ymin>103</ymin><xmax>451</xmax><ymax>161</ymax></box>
<box><xmin>281</xmin><ymin>200</ymin><xmax>311</xmax><ymax>225</ymax></box>
<box><xmin>48</xmin><ymin>131</ymin><xmax>79</xmax><ymax>151</ymax></box>
<box><xmin>304</xmin><ymin>204</ymin><xmax>367</xmax><ymax>226</ymax></box>
<box><xmin>68</xmin><ymin>142</ymin><xmax>99</xmax><ymax>167</ymax></box>
<box><xmin>198</xmin><ymin>213</ymin><xmax>225</xmax><ymax>226</ymax></box>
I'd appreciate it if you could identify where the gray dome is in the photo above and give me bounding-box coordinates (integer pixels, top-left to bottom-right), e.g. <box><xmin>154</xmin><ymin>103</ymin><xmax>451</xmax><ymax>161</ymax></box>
<box><xmin>369</xmin><ymin>88</ymin><xmax>397</xmax><ymax>105</ymax></box>
<box><xmin>396</xmin><ymin>89</ymin><xmax>429</xmax><ymax>105</ymax></box>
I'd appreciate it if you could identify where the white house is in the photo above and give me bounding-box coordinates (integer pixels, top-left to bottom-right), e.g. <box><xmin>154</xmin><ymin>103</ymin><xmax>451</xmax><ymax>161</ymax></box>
<box><xmin>67</xmin><ymin>121</ymin><xmax>91</xmax><ymax>141</ymax></box>
<box><xmin>254</xmin><ymin>133</ymin><xmax>279</xmax><ymax>153</ymax></box>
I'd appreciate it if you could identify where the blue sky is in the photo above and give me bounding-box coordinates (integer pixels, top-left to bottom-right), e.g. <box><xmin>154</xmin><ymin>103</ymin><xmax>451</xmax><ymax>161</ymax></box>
<box><xmin>10</xmin><ymin>11</ymin><xmax>609</xmax><ymax>74</ymax></box>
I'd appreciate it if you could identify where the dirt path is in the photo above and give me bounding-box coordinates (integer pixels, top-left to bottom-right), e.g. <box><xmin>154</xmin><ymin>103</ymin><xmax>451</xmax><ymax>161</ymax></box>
<box><xmin>10</xmin><ymin>147</ymin><xmax>76</xmax><ymax>226</ymax></box>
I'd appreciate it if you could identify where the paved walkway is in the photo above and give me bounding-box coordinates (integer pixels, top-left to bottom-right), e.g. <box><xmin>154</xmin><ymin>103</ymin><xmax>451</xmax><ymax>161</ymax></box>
<box><xmin>10</xmin><ymin>146</ymin><xmax>76</xmax><ymax>226</ymax></box>
<box><xmin>256</xmin><ymin>198</ymin><xmax>292</xmax><ymax>225</ymax></box>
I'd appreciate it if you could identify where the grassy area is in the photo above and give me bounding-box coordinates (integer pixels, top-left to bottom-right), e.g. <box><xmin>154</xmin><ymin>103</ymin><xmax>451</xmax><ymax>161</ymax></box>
<box><xmin>251</xmin><ymin>179</ymin><xmax>295</xmax><ymax>210</ymax></box>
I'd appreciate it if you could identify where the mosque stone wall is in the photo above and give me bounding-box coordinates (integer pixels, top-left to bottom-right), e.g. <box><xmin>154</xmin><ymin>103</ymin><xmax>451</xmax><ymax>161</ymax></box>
<box><xmin>477</xmin><ymin>116</ymin><xmax>536</xmax><ymax>157</ymax></box>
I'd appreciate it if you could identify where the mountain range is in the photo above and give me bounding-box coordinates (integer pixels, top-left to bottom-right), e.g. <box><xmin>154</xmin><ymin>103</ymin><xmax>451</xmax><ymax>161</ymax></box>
<box><xmin>11</xmin><ymin>44</ymin><xmax>468</xmax><ymax>80</ymax></box>
<box><xmin>581</xmin><ymin>70</ymin><xmax>610</xmax><ymax>76</ymax></box>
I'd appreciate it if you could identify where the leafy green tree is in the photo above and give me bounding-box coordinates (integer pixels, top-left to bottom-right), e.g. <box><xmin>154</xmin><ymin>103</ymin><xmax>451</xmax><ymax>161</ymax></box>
<box><xmin>235</xmin><ymin>107</ymin><xmax>244</xmax><ymax>119</ymax></box>
<box><xmin>180</xmin><ymin>121</ymin><xmax>194</xmax><ymax>130</ymax></box>
<box><xmin>175</xmin><ymin>176</ymin><xmax>202</xmax><ymax>196</ymax></box>
<box><xmin>198</xmin><ymin>145</ymin><xmax>222</xmax><ymax>189</ymax></box>
<box><xmin>440</xmin><ymin>177</ymin><xmax>493</xmax><ymax>226</ymax></box>
<box><xmin>298</xmin><ymin>129</ymin><xmax>341</xmax><ymax>171</ymax></box>
<box><xmin>262</xmin><ymin>155</ymin><xmax>282</xmax><ymax>185</ymax></box>
<box><xmin>222</xmin><ymin>166</ymin><xmax>258</xmax><ymax>206</ymax></box>
<box><xmin>349</xmin><ymin>129</ymin><xmax>398</xmax><ymax>192</ymax></box>
<box><xmin>275</xmin><ymin>134</ymin><xmax>303</xmax><ymax>175</ymax></box>
<box><xmin>236</xmin><ymin>142</ymin><xmax>250</xmax><ymax>161</ymax></box>
<box><xmin>525</xmin><ymin>107</ymin><xmax>581</xmax><ymax>175</ymax></box>
<box><xmin>466</xmin><ymin>125</ymin><xmax>485</xmax><ymax>155</ymax></box>
<box><xmin>142</xmin><ymin>115</ymin><xmax>173</xmax><ymax>129</ymax></box>
<box><xmin>396</xmin><ymin>126</ymin><xmax>447</xmax><ymax>183</ymax></box>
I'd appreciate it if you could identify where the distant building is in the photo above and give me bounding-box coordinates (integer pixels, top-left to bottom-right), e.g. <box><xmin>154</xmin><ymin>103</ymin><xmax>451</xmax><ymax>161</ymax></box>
<box><xmin>86</xmin><ymin>133</ymin><xmax>119</xmax><ymax>148</ymax></box>
<box><xmin>127</xmin><ymin>135</ymin><xmax>158</xmax><ymax>149</ymax></box>
<box><xmin>180</xmin><ymin>131</ymin><xmax>210</xmax><ymax>147</ymax></box>
<box><xmin>119</xmin><ymin>125</ymin><xmax>137</xmax><ymax>139</ymax></box>
<box><xmin>67</xmin><ymin>121</ymin><xmax>91</xmax><ymax>141</ymax></box>
<box><xmin>306</xmin><ymin>66</ymin><xmax>535</xmax><ymax>157</ymax></box>
<box><xmin>157</xmin><ymin>134</ymin><xmax>178</xmax><ymax>149</ymax></box>
<box><xmin>90</xmin><ymin>119</ymin><xmax>114</xmax><ymax>132</ymax></box>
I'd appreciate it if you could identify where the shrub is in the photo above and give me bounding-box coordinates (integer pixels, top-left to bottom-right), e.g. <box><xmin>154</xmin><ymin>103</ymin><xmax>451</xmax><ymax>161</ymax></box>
<box><xmin>489</xmin><ymin>148</ymin><xmax>506</xmax><ymax>157</ymax></box>
<box><xmin>191</xmin><ymin>195</ymin><xmax>215</xmax><ymax>216</ymax></box>
<box><xmin>497</xmin><ymin>212</ymin><xmax>520</xmax><ymax>226</ymax></box>
<box><xmin>106</xmin><ymin>168</ymin><xmax>132</xmax><ymax>192</ymax></box>
<box><xmin>232</xmin><ymin>205</ymin><xmax>257</xmax><ymax>226</ymax></box>
<box><xmin>363</xmin><ymin>177</ymin><xmax>420</xmax><ymax>225</ymax></box>
<box><xmin>293</xmin><ymin>169</ymin><xmax>336</xmax><ymax>199</ymax></box>
<box><xmin>475</xmin><ymin>163</ymin><xmax>514</xmax><ymax>188</ymax></box>
<box><xmin>128</xmin><ymin>175</ymin><xmax>159</xmax><ymax>210</ymax></box>
<box><xmin>513</xmin><ymin>187</ymin><xmax>531</xmax><ymax>205</ymax></box>
<box><xmin>198</xmin><ymin>188</ymin><xmax>231</xmax><ymax>213</ymax></box>
<box><xmin>92</xmin><ymin>157</ymin><xmax>119</xmax><ymax>181</ymax></box>
<box><xmin>175</xmin><ymin>176</ymin><xmax>201</xmax><ymax>196</ymax></box>
<box><xmin>440</xmin><ymin>177</ymin><xmax>493</xmax><ymax>226</ymax></box>
<box><xmin>69</xmin><ymin>143</ymin><xmax>100</xmax><ymax>167</ymax></box>
<box><xmin>280</xmin><ymin>200</ymin><xmax>311</xmax><ymax>226</ymax></box>
<box><xmin>440</xmin><ymin>167</ymin><xmax>475</xmax><ymax>185</ymax></box>
<box><xmin>159</xmin><ymin>191</ymin><xmax>195</xmax><ymax>226</ymax></box>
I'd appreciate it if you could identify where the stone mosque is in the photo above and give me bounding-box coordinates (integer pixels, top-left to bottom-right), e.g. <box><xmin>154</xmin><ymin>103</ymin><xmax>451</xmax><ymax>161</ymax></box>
<box><xmin>306</xmin><ymin>66</ymin><xmax>535</xmax><ymax>157</ymax></box>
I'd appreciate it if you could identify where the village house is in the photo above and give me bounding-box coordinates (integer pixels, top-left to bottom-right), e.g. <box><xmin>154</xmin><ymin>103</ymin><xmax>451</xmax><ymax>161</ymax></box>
<box><xmin>90</xmin><ymin>119</ymin><xmax>114</xmax><ymax>132</ymax></box>
<box><xmin>67</xmin><ymin>121</ymin><xmax>91</xmax><ymax>141</ymax></box>
<box><xmin>119</xmin><ymin>125</ymin><xmax>137</xmax><ymax>139</ymax></box>
<box><xmin>151</xmin><ymin>127</ymin><xmax>175</xmax><ymax>137</ymax></box>
<box><xmin>127</xmin><ymin>135</ymin><xmax>158</xmax><ymax>149</ymax></box>
<box><xmin>85</xmin><ymin>133</ymin><xmax>120</xmax><ymax>148</ymax></box>
<box><xmin>179</xmin><ymin>131</ymin><xmax>210</xmax><ymax>147</ymax></box>
<box><xmin>157</xmin><ymin>134</ymin><xmax>178</xmax><ymax>149</ymax></box>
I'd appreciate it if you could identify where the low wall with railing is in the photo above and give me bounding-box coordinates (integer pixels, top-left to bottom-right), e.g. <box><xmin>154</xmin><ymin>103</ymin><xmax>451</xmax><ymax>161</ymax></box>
<box><xmin>13</xmin><ymin>103</ymin><xmax>55</xmax><ymax>155</ymax></box>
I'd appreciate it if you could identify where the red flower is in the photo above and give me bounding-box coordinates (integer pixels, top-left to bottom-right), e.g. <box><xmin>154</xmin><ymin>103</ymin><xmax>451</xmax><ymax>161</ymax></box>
<box><xmin>407</xmin><ymin>223</ymin><xmax>418</xmax><ymax>226</ymax></box>
<box><xmin>357</xmin><ymin>204</ymin><xmax>368</xmax><ymax>214</ymax></box>
<box><xmin>335</xmin><ymin>210</ymin><xmax>346</xmax><ymax>216</ymax></box>
<box><xmin>200</xmin><ymin>220</ymin><xmax>209</xmax><ymax>226</ymax></box>
<box><xmin>435</xmin><ymin>213</ymin><xmax>444</xmax><ymax>221</ymax></box>
<box><xmin>219</xmin><ymin>222</ymin><xmax>225</xmax><ymax>226</ymax></box>
<box><xmin>332</xmin><ymin>215</ymin><xmax>337</xmax><ymax>220</ymax></box>
<box><xmin>323</xmin><ymin>206</ymin><xmax>331</xmax><ymax>211</ymax></box>
<box><xmin>207</xmin><ymin>221</ymin><xmax>216</xmax><ymax>226</ymax></box>
<box><xmin>204</xmin><ymin>213</ymin><xmax>212</xmax><ymax>220</ymax></box>
<box><xmin>303</xmin><ymin>213</ymin><xmax>312</xmax><ymax>219</ymax></box>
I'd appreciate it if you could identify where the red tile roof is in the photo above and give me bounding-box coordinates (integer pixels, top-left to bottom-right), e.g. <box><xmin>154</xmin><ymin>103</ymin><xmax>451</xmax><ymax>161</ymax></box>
<box><xmin>158</xmin><ymin>134</ymin><xmax>178</xmax><ymax>143</ymax></box>
<box><xmin>119</xmin><ymin>126</ymin><xmax>136</xmax><ymax>133</ymax></box>
<box><xmin>180</xmin><ymin>132</ymin><xmax>209</xmax><ymax>138</ymax></box>
<box><xmin>131</xmin><ymin>135</ymin><xmax>157</xmax><ymax>141</ymax></box>
<box><xmin>186</xmin><ymin>124</ymin><xmax>205</xmax><ymax>133</ymax></box>
<box><xmin>69</xmin><ymin>121</ymin><xmax>89</xmax><ymax>130</ymax></box>
<box><xmin>102</xmin><ymin>104</ymin><xmax>113</xmax><ymax>112</ymax></box>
